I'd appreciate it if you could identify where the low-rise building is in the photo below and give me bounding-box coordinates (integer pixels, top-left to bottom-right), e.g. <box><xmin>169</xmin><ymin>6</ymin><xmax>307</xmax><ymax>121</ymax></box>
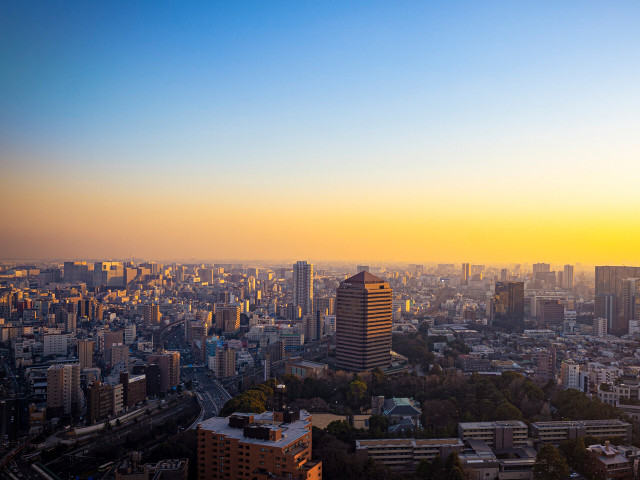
<box><xmin>355</xmin><ymin>438</ymin><xmax>464</xmax><ymax>472</ymax></box>
<box><xmin>585</xmin><ymin>442</ymin><xmax>633</xmax><ymax>480</ymax></box>
<box><xmin>458</xmin><ymin>421</ymin><xmax>529</xmax><ymax>449</ymax></box>
<box><xmin>530</xmin><ymin>420</ymin><xmax>632</xmax><ymax>445</ymax></box>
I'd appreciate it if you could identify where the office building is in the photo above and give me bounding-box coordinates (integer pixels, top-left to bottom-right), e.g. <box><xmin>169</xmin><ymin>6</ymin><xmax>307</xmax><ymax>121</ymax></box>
<box><xmin>539</xmin><ymin>299</ymin><xmax>564</xmax><ymax>327</ymax></box>
<box><xmin>461</xmin><ymin>263</ymin><xmax>470</xmax><ymax>285</ymax></box>
<box><xmin>336</xmin><ymin>271</ymin><xmax>392</xmax><ymax>372</ymax></box>
<box><xmin>491</xmin><ymin>282</ymin><xmax>524</xmax><ymax>331</ymax></box>
<box><xmin>457</xmin><ymin>421</ymin><xmax>528</xmax><ymax>448</ymax></box>
<box><xmin>356</xmin><ymin>438</ymin><xmax>464</xmax><ymax>472</ymax></box>
<box><xmin>78</xmin><ymin>340</ymin><xmax>94</xmax><ymax>369</ymax></box>
<box><xmin>104</xmin><ymin>330</ymin><xmax>124</xmax><ymax>352</ymax></box>
<box><xmin>563</xmin><ymin>264</ymin><xmax>574</xmax><ymax>290</ymax></box>
<box><xmin>197</xmin><ymin>387</ymin><xmax>321</xmax><ymax>480</ymax></box>
<box><xmin>293</xmin><ymin>261</ymin><xmax>314</xmax><ymax>316</ymax></box>
<box><xmin>621</xmin><ymin>278</ymin><xmax>640</xmax><ymax>323</ymax></box>
<box><xmin>531</xmin><ymin>420</ymin><xmax>632</xmax><ymax>445</ymax></box>
<box><xmin>356</xmin><ymin>265</ymin><xmax>370</xmax><ymax>273</ymax></box>
<box><xmin>94</xmin><ymin>261</ymin><xmax>125</xmax><ymax>287</ymax></box>
<box><xmin>46</xmin><ymin>364</ymin><xmax>82</xmax><ymax>418</ymax></box>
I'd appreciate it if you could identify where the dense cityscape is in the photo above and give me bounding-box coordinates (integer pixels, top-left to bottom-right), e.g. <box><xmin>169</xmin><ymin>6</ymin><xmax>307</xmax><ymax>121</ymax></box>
<box><xmin>1</xmin><ymin>261</ymin><xmax>640</xmax><ymax>479</ymax></box>
<box><xmin>3</xmin><ymin>2</ymin><xmax>640</xmax><ymax>480</ymax></box>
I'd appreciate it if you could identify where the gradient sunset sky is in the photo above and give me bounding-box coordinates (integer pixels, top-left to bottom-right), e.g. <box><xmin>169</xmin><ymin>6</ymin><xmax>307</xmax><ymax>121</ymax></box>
<box><xmin>2</xmin><ymin>2</ymin><xmax>640</xmax><ymax>264</ymax></box>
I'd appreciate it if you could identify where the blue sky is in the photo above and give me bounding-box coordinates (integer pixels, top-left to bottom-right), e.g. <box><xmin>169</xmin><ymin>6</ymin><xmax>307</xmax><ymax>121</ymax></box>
<box><xmin>1</xmin><ymin>1</ymin><xmax>640</xmax><ymax>261</ymax></box>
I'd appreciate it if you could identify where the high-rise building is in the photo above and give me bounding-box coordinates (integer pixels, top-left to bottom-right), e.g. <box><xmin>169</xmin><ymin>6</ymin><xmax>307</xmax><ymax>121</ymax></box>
<box><xmin>143</xmin><ymin>304</ymin><xmax>161</xmax><ymax>324</ymax></box>
<box><xmin>46</xmin><ymin>364</ymin><xmax>82</xmax><ymax>418</ymax></box>
<box><xmin>78</xmin><ymin>340</ymin><xmax>94</xmax><ymax>369</ymax></box>
<box><xmin>620</xmin><ymin>278</ymin><xmax>640</xmax><ymax>330</ymax></box>
<box><xmin>313</xmin><ymin>297</ymin><xmax>334</xmax><ymax>316</ymax></box>
<box><xmin>563</xmin><ymin>265</ymin><xmax>574</xmax><ymax>290</ymax></box>
<box><xmin>356</xmin><ymin>265</ymin><xmax>370</xmax><ymax>273</ymax></box>
<box><xmin>215</xmin><ymin>304</ymin><xmax>240</xmax><ymax>333</ymax></box>
<box><xmin>197</xmin><ymin>386</ymin><xmax>321</xmax><ymax>480</ymax></box>
<box><xmin>593</xmin><ymin>317</ymin><xmax>608</xmax><ymax>337</ymax></box>
<box><xmin>87</xmin><ymin>381</ymin><xmax>113</xmax><ymax>424</ymax></box>
<box><xmin>148</xmin><ymin>351</ymin><xmax>180</xmax><ymax>393</ymax></box>
<box><xmin>491</xmin><ymin>282</ymin><xmax>524</xmax><ymax>331</ymax></box>
<box><xmin>93</xmin><ymin>261</ymin><xmax>124</xmax><ymax>287</ymax></box>
<box><xmin>213</xmin><ymin>344</ymin><xmax>236</xmax><ymax>378</ymax></box>
<box><xmin>595</xmin><ymin>294</ymin><xmax>618</xmax><ymax>334</ymax></box>
<box><xmin>539</xmin><ymin>300</ymin><xmax>564</xmax><ymax>327</ymax></box>
<box><xmin>461</xmin><ymin>263</ymin><xmax>470</xmax><ymax>285</ymax></box>
<box><xmin>293</xmin><ymin>261</ymin><xmax>314</xmax><ymax>316</ymax></box>
<box><xmin>336</xmin><ymin>271</ymin><xmax>392</xmax><ymax>372</ymax></box>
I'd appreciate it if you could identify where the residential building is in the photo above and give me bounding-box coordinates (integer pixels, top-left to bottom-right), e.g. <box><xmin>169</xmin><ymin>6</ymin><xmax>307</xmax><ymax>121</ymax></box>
<box><xmin>585</xmin><ymin>443</ymin><xmax>633</xmax><ymax>480</ymax></box>
<box><xmin>197</xmin><ymin>388</ymin><xmax>321</xmax><ymax>480</ymax></box>
<box><xmin>44</xmin><ymin>333</ymin><xmax>68</xmax><ymax>356</ymax></box>
<box><xmin>148</xmin><ymin>351</ymin><xmax>180</xmax><ymax>393</ymax></box>
<box><xmin>143</xmin><ymin>304</ymin><xmax>161</xmax><ymax>324</ymax></box>
<box><xmin>78</xmin><ymin>339</ymin><xmax>94</xmax><ymax>369</ymax></box>
<box><xmin>46</xmin><ymin>363</ymin><xmax>82</xmax><ymax>418</ymax></box>
<box><xmin>120</xmin><ymin>372</ymin><xmax>146</xmax><ymax>408</ymax></box>
<box><xmin>293</xmin><ymin>261</ymin><xmax>313</xmax><ymax>316</ymax></box>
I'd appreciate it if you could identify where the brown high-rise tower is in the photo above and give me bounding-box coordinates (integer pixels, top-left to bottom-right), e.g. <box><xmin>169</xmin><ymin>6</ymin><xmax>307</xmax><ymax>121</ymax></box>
<box><xmin>336</xmin><ymin>271</ymin><xmax>392</xmax><ymax>372</ymax></box>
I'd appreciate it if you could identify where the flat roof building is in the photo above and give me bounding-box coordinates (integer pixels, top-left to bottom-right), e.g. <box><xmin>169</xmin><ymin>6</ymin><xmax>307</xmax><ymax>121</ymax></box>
<box><xmin>531</xmin><ymin>420</ymin><xmax>632</xmax><ymax>445</ymax></box>
<box><xmin>457</xmin><ymin>421</ymin><xmax>529</xmax><ymax>449</ymax></box>
<box><xmin>356</xmin><ymin>438</ymin><xmax>464</xmax><ymax>472</ymax></box>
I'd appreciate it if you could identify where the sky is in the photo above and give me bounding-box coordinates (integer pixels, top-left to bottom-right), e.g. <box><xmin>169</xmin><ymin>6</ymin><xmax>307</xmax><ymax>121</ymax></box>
<box><xmin>1</xmin><ymin>1</ymin><xmax>640</xmax><ymax>264</ymax></box>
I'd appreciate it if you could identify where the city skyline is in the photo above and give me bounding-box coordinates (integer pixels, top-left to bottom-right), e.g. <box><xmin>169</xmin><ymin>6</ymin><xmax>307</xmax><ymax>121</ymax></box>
<box><xmin>2</xmin><ymin>2</ymin><xmax>640</xmax><ymax>263</ymax></box>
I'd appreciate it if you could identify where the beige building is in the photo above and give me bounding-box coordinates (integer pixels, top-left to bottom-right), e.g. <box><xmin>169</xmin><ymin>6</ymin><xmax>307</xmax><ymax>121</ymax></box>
<box><xmin>356</xmin><ymin>438</ymin><xmax>463</xmax><ymax>471</ymax></box>
<box><xmin>531</xmin><ymin>420</ymin><xmax>632</xmax><ymax>445</ymax></box>
<box><xmin>457</xmin><ymin>421</ymin><xmax>529</xmax><ymax>448</ymax></box>
<box><xmin>46</xmin><ymin>364</ymin><xmax>83</xmax><ymax>417</ymax></box>
<box><xmin>78</xmin><ymin>340</ymin><xmax>94</xmax><ymax>369</ymax></box>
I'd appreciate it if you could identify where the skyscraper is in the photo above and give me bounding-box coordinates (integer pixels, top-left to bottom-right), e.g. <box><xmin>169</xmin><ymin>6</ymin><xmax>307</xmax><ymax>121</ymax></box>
<box><xmin>563</xmin><ymin>264</ymin><xmax>574</xmax><ymax>290</ymax></box>
<box><xmin>595</xmin><ymin>266</ymin><xmax>640</xmax><ymax>334</ymax></box>
<box><xmin>621</xmin><ymin>278</ymin><xmax>640</xmax><ymax>323</ymax></box>
<box><xmin>461</xmin><ymin>263</ymin><xmax>470</xmax><ymax>285</ymax></box>
<box><xmin>491</xmin><ymin>282</ymin><xmax>524</xmax><ymax>331</ymax></box>
<box><xmin>293</xmin><ymin>261</ymin><xmax>313</xmax><ymax>316</ymax></box>
<box><xmin>336</xmin><ymin>271</ymin><xmax>392</xmax><ymax>372</ymax></box>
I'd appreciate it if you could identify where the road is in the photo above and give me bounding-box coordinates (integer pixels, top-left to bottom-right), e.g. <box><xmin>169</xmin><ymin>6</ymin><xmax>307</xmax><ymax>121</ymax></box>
<box><xmin>163</xmin><ymin>322</ymin><xmax>231</xmax><ymax>422</ymax></box>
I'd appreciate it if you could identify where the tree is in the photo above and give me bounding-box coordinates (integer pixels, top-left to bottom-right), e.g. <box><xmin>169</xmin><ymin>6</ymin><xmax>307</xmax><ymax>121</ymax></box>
<box><xmin>533</xmin><ymin>444</ymin><xmax>570</xmax><ymax>480</ymax></box>
<box><xmin>494</xmin><ymin>402</ymin><xmax>524</xmax><ymax>421</ymax></box>
<box><xmin>368</xmin><ymin>415</ymin><xmax>389</xmax><ymax>436</ymax></box>
<box><xmin>573</xmin><ymin>437</ymin><xmax>586</xmax><ymax>474</ymax></box>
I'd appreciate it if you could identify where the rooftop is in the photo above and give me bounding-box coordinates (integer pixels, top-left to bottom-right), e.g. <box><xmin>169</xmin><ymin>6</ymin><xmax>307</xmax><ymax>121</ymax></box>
<box><xmin>342</xmin><ymin>271</ymin><xmax>386</xmax><ymax>284</ymax></box>
<box><xmin>198</xmin><ymin>410</ymin><xmax>312</xmax><ymax>447</ymax></box>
